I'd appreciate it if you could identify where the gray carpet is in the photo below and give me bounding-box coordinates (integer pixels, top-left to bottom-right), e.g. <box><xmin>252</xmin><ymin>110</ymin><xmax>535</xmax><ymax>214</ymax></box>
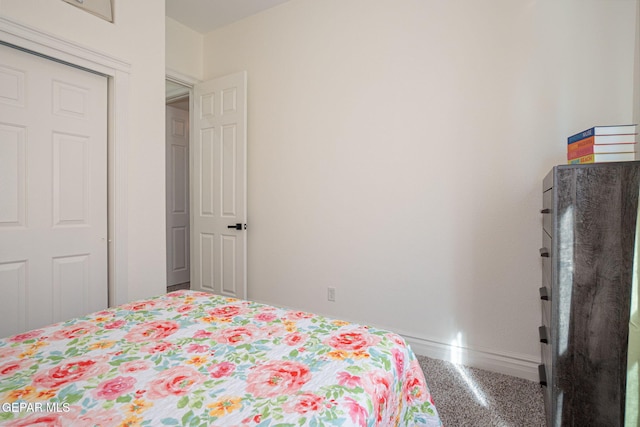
<box><xmin>417</xmin><ymin>355</ymin><xmax>546</xmax><ymax>426</ymax></box>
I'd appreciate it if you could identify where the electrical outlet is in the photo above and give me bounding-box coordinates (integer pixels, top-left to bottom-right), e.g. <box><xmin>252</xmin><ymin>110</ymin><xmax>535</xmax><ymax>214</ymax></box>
<box><xmin>327</xmin><ymin>287</ymin><xmax>336</xmax><ymax>302</ymax></box>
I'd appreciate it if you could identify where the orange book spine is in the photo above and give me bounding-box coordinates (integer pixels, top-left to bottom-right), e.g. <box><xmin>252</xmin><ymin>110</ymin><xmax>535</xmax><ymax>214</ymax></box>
<box><xmin>567</xmin><ymin>136</ymin><xmax>595</xmax><ymax>152</ymax></box>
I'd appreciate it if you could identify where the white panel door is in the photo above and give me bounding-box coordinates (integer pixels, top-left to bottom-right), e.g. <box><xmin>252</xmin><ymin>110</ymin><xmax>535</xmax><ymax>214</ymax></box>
<box><xmin>192</xmin><ymin>71</ymin><xmax>247</xmax><ymax>299</ymax></box>
<box><xmin>0</xmin><ymin>44</ymin><xmax>108</xmax><ymax>338</ymax></box>
<box><xmin>166</xmin><ymin>105</ymin><xmax>190</xmax><ymax>286</ymax></box>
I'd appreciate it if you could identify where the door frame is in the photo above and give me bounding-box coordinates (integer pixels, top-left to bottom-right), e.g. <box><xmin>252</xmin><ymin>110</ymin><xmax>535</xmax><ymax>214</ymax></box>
<box><xmin>0</xmin><ymin>16</ymin><xmax>131</xmax><ymax>306</ymax></box>
<box><xmin>166</xmin><ymin>68</ymin><xmax>199</xmax><ymax>118</ymax></box>
<box><xmin>166</xmin><ymin>69</ymin><xmax>200</xmax><ymax>288</ymax></box>
<box><xmin>168</xmin><ymin>70</ymin><xmax>248</xmax><ymax>298</ymax></box>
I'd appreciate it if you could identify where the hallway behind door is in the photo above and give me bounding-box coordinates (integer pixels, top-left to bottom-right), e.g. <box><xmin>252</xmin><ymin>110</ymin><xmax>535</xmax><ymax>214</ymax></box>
<box><xmin>166</xmin><ymin>99</ymin><xmax>190</xmax><ymax>289</ymax></box>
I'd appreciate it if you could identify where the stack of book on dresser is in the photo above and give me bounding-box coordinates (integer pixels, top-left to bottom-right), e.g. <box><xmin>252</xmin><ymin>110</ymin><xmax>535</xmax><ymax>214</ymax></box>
<box><xmin>567</xmin><ymin>124</ymin><xmax>637</xmax><ymax>164</ymax></box>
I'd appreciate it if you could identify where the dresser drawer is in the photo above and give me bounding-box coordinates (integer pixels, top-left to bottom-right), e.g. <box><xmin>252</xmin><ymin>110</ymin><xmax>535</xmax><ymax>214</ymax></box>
<box><xmin>541</xmin><ymin>231</ymin><xmax>551</xmax><ymax>288</ymax></box>
<box><xmin>540</xmin><ymin>345</ymin><xmax>552</xmax><ymax>385</ymax></box>
<box><xmin>540</xmin><ymin>365</ymin><xmax>552</xmax><ymax>427</ymax></box>
<box><xmin>538</xmin><ymin>325</ymin><xmax>550</xmax><ymax>346</ymax></box>
<box><xmin>540</xmin><ymin>295</ymin><xmax>550</xmax><ymax>329</ymax></box>
<box><xmin>542</xmin><ymin>190</ymin><xmax>553</xmax><ymax>236</ymax></box>
<box><xmin>541</xmin><ymin>252</ymin><xmax>551</xmax><ymax>291</ymax></box>
<box><xmin>542</xmin><ymin>383</ymin><xmax>551</xmax><ymax>427</ymax></box>
<box><xmin>543</xmin><ymin>169</ymin><xmax>554</xmax><ymax>193</ymax></box>
<box><xmin>538</xmin><ymin>363</ymin><xmax>547</xmax><ymax>387</ymax></box>
<box><xmin>540</xmin><ymin>347</ymin><xmax>552</xmax><ymax>427</ymax></box>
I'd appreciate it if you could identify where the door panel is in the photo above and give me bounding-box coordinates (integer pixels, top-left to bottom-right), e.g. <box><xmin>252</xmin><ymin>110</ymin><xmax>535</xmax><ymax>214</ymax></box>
<box><xmin>199</xmin><ymin>233</ymin><xmax>216</xmax><ymax>292</ymax></box>
<box><xmin>53</xmin><ymin>133</ymin><xmax>90</xmax><ymax>226</ymax></box>
<box><xmin>166</xmin><ymin>105</ymin><xmax>190</xmax><ymax>286</ymax></box>
<box><xmin>52</xmin><ymin>254</ymin><xmax>90</xmax><ymax>320</ymax></box>
<box><xmin>221</xmin><ymin>235</ymin><xmax>237</xmax><ymax>295</ymax></box>
<box><xmin>0</xmin><ymin>124</ymin><xmax>26</xmax><ymax>227</ymax></box>
<box><xmin>0</xmin><ymin>262</ymin><xmax>27</xmax><ymax>335</ymax></box>
<box><xmin>192</xmin><ymin>72</ymin><xmax>247</xmax><ymax>299</ymax></box>
<box><xmin>221</xmin><ymin>124</ymin><xmax>238</xmax><ymax>216</ymax></box>
<box><xmin>0</xmin><ymin>44</ymin><xmax>108</xmax><ymax>338</ymax></box>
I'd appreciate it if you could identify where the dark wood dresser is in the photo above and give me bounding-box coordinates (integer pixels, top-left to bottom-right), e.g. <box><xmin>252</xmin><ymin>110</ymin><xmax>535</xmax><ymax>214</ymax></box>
<box><xmin>539</xmin><ymin>161</ymin><xmax>640</xmax><ymax>426</ymax></box>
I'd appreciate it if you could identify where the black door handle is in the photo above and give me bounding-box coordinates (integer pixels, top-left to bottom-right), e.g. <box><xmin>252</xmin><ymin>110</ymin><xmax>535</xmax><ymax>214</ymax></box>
<box><xmin>227</xmin><ymin>223</ymin><xmax>246</xmax><ymax>230</ymax></box>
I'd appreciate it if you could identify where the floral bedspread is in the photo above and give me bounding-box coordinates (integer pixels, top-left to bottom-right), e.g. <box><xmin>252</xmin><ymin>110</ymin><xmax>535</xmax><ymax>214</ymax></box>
<box><xmin>0</xmin><ymin>290</ymin><xmax>442</xmax><ymax>426</ymax></box>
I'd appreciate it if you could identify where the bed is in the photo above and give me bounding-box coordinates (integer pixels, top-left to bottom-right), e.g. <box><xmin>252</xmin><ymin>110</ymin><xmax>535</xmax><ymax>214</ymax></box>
<box><xmin>0</xmin><ymin>290</ymin><xmax>442</xmax><ymax>426</ymax></box>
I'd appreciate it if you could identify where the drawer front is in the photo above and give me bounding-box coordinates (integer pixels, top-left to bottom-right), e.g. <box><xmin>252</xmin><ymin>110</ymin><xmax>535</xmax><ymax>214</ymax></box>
<box><xmin>538</xmin><ymin>364</ymin><xmax>547</xmax><ymax>387</ymax></box>
<box><xmin>540</xmin><ymin>351</ymin><xmax>553</xmax><ymax>426</ymax></box>
<box><xmin>541</xmin><ymin>231</ymin><xmax>551</xmax><ymax>289</ymax></box>
<box><xmin>542</xmin><ymin>190</ymin><xmax>553</xmax><ymax>236</ymax></box>
<box><xmin>541</xmin><ymin>338</ymin><xmax>552</xmax><ymax>376</ymax></box>
<box><xmin>539</xmin><ymin>325</ymin><xmax>549</xmax><ymax>345</ymax></box>
<box><xmin>543</xmin><ymin>169</ymin><xmax>554</xmax><ymax>193</ymax></box>
<box><xmin>542</xmin><ymin>380</ymin><xmax>552</xmax><ymax>427</ymax></box>
<box><xmin>542</xmin><ymin>252</ymin><xmax>551</xmax><ymax>291</ymax></box>
<box><xmin>541</xmin><ymin>296</ymin><xmax>551</xmax><ymax>329</ymax></box>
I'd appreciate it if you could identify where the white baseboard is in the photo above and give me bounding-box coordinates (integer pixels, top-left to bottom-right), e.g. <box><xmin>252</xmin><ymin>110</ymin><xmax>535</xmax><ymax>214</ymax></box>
<box><xmin>248</xmin><ymin>296</ymin><xmax>540</xmax><ymax>382</ymax></box>
<box><xmin>402</xmin><ymin>333</ymin><xmax>540</xmax><ymax>383</ymax></box>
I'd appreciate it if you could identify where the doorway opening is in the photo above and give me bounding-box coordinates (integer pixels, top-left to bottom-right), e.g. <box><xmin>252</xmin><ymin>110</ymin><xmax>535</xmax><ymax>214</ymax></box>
<box><xmin>166</xmin><ymin>79</ymin><xmax>191</xmax><ymax>293</ymax></box>
<box><xmin>164</xmin><ymin>71</ymin><xmax>248</xmax><ymax>299</ymax></box>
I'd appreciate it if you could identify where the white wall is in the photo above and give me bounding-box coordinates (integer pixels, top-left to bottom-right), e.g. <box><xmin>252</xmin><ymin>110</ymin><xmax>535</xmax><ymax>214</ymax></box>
<box><xmin>201</xmin><ymin>0</ymin><xmax>638</xmax><ymax>378</ymax></box>
<box><xmin>166</xmin><ymin>16</ymin><xmax>203</xmax><ymax>80</ymax></box>
<box><xmin>0</xmin><ymin>0</ymin><xmax>167</xmax><ymax>301</ymax></box>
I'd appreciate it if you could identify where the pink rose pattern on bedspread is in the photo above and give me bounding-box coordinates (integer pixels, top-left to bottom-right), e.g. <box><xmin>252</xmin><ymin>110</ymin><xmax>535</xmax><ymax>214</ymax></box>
<box><xmin>0</xmin><ymin>291</ymin><xmax>442</xmax><ymax>426</ymax></box>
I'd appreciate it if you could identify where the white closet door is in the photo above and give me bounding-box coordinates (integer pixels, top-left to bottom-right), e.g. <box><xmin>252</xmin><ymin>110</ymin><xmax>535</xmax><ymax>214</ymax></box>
<box><xmin>0</xmin><ymin>44</ymin><xmax>108</xmax><ymax>338</ymax></box>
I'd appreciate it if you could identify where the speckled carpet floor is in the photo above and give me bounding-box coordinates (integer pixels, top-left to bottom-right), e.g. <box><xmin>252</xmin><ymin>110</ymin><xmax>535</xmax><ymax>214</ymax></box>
<box><xmin>417</xmin><ymin>355</ymin><xmax>546</xmax><ymax>427</ymax></box>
